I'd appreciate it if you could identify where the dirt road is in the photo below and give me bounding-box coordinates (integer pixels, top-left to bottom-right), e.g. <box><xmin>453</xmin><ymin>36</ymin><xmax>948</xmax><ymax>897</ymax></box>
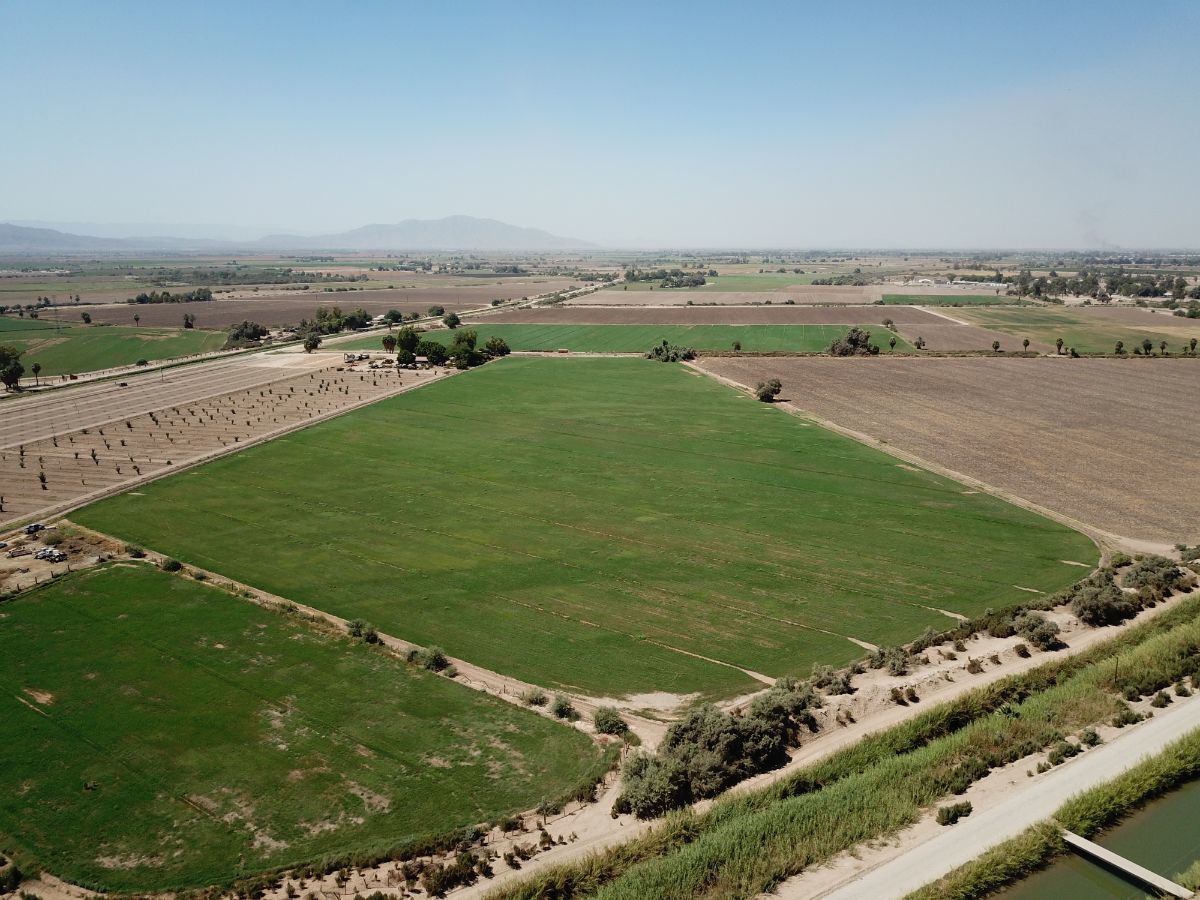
<box><xmin>805</xmin><ymin>697</ymin><xmax>1200</xmax><ymax>900</ymax></box>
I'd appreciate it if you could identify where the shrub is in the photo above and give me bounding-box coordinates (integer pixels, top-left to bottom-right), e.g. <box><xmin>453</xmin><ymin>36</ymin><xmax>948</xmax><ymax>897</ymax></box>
<box><xmin>41</xmin><ymin>531</ymin><xmax>64</xmax><ymax>546</ymax></box>
<box><xmin>828</xmin><ymin>327</ymin><xmax>879</xmax><ymax>356</ymax></box>
<box><xmin>646</xmin><ymin>341</ymin><xmax>696</xmax><ymax>362</ymax></box>
<box><xmin>1070</xmin><ymin>570</ymin><xmax>1140</xmax><ymax>626</ymax></box>
<box><xmin>966</xmin><ymin>657</ymin><xmax>984</xmax><ymax>674</ymax></box>
<box><xmin>1150</xmin><ymin>690</ymin><xmax>1172</xmax><ymax>708</ymax></box>
<box><xmin>594</xmin><ymin>707</ymin><xmax>629</xmax><ymax>736</ymax></box>
<box><xmin>551</xmin><ymin>694</ymin><xmax>580</xmax><ymax>720</ymax></box>
<box><xmin>1080</xmin><ymin>727</ymin><xmax>1101</xmax><ymax>747</ymax></box>
<box><xmin>1047</xmin><ymin>739</ymin><xmax>1081</xmax><ymax>766</ymax></box>
<box><xmin>1112</xmin><ymin>706</ymin><xmax>1143</xmax><ymax>728</ymax></box>
<box><xmin>1013</xmin><ymin>643</ymin><xmax>1030</xmax><ymax>658</ymax></box>
<box><xmin>905</xmin><ymin>686</ymin><xmax>920</xmax><ymax>703</ymax></box>
<box><xmin>408</xmin><ymin>645</ymin><xmax>449</xmax><ymax>672</ymax></box>
<box><xmin>520</xmin><ymin>687</ymin><xmax>548</xmax><ymax>706</ymax></box>
<box><xmin>125</xmin><ymin>544</ymin><xmax>146</xmax><ymax>558</ymax></box>
<box><xmin>937</xmin><ymin>801</ymin><xmax>972</xmax><ymax>826</ymax></box>
<box><xmin>1014</xmin><ymin>613</ymin><xmax>1060</xmax><ymax>651</ymax></box>
<box><xmin>754</xmin><ymin>378</ymin><xmax>783</xmax><ymax>402</ymax></box>
<box><xmin>160</xmin><ymin>557</ymin><xmax>182</xmax><ymax>572</ymax></box>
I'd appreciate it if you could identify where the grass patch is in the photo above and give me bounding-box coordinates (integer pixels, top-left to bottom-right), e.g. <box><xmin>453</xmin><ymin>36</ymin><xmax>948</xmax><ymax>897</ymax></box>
<box><xmin>956</xmin><ymin>307</ymin><xmax>1200</xmax><ymax>354</ymax></box>
<box><xmin>342</xmin><ymin>324</ymin><xmax>915</xmax><ymax>353</ymax></box>
<box><xmin>0</xmin><ymin>318</ymin><xmax>224</xmax><ymax>375</ymax></box>
<box><xmin>0</xmin><ymin>565</ymin><xmax>600</xmax><ymax>892</ymax></box>
<box><xmin>74</xmin><ymin>358</ymin><xmax>1093</xmax><ymax>701</ymax></box>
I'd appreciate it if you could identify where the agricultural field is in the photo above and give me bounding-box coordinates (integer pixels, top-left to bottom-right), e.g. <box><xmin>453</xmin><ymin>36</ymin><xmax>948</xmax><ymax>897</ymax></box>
<box><xmin>473</xmin><ymin>305</ymin><xmax>942</xmax><ymax>325</ymax></box>
<box><xmin>697</xmin><ymin>356</ymin><xmax>1200</xmax><ymax>545</ymax></box>
<box><xmin>582</xmin><ymin>285</ymin><xmax>873</xmax><ymax>305</ymax></box>
<box><xmin>0</xmin><ymin>564</ymin><xmax>600</xmax><ymax>892</ymax></box>
<box><xmin>612</xmin><ymin>273</ymin><xmax>820</xmax><ymax>292</ymax></box>
<box><xmin>880</xmin><ymin>293</ymin><xmax>1011</xmax><ymax>306</ymax></box>
<box><xmin>342</xmin><ymin>323</ymin><xmax>916</xmax><ymax>354</ymax></box>
<box><xmin>74</xmin><ymin>358</ymin><xmax>1094</xmax><ymax>703</ymax></box>
<box><xmin>890</xmin><ymin>321</ymin><xmax>1056</xmax><ymax>353</ymax></box>
<box><xmin>955</xmin><ymin>306</ymin><xmax>1200</xmax><ymax>355</ymax></box>
<box><xmin>0</xmin><ymin>316</ymin><xmax>225</xmax><ymax>375</ymax></box>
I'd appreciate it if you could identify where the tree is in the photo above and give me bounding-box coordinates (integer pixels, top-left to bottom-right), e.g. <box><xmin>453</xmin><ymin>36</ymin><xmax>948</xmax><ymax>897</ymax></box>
<box><xmin>0</xmin><ymin>345</ymin><xmax>24</xmax><ymax>390</ymax></box>
<box><xmin>593</xmin><ymin>707</ymin><xmax>629</xmax><ymax>736</ymax></box>
<box><xmin>443</xmin><ymin>312</ymin><xmax>461</xmax><ymax>329</ymax></box>
<box><xmin>80</xmin><ymin>311</ymin><xmax>91</xmax><ymax>324</ymax></box>
<box><xmin>889</xmin><ymin>335</ymin><xmax>897</xmax><ymax>351</ymax></box>
<box><xmin>396</xmin><ymin>347</ymin><xmax>416</xmax><ymax>366</ymax></box>
<box><xmin>133</xmin><ymin>313</ymin><xmax>140</xmax><ymax>327</ymax></box>
<box><xmin>1022</xmin><ymin>337</ymin><xmax>1030</xmax><ymax>352</ymax></box>
<box><xmin>1160</xmin><ymin>340</ymin><xmax>1168</xmax><ymax>356</ymax></box>
<box><xmin>828</xmin><ymin>327</ymin><xmax>879</xmax><ymax>356</ymax></box>
<box><xmin>1141</xmin><ymin>338</ymin><xmax>1153</xmax><ymax>356</ymax></box>
<box><xmin>396</xmin><ymin>325</ymin><xmax>422</xmax><ymax>354</ymax></box>
<box><xmin>427</xmin><ymin>305</ymin><xmax>446</xmax><ymax>317</ymax></box>
<box><xmin>732</xmin><ymin>340</ymin><xmax>742</xmax><ymax>351</ymax></box>
<box><xmin>1055</xmin><ymin>337</ymin><xmax>1064</xmax><ymax>354</ymax></box>
<box><xmin>1115</xmin><ymin>340</ymin><xmax>1125</xmax><ymax>355</ymax></box>
<box><xmin>991</xmin><ymin>340</ymin><xmax>1000</xmax><ymax>352</ymax></box>
<box><xmin>1191</xmin><ymin>337</ymin><xmax>1198</xmax><ymax>354</ymax></box>
<box><xmin>755</xmin><ymin>379</ymin><xmax>782</xmax><ymax>402</ymax></box>
<box><xmin>383</xmin><ymin>308</ymin><xmax>404</xmax><ymax>325</ymax></box>
<box><xmin>417</xmin><ymin>340</ymin><xmax>449</xmax><ymax>365</ymax></box>
<box><xmin>914</xmin><ymin>336</ymin><xmax>926</xmax><ymax>350</ymax></box>
<box><xmin>303</xmin><ymin>334</ymin><xmax>321</xmax><ymax>353</ymax></box>
<box><xmin>31</xmin><ymin>362</ymin><xmax>41</xmax><ymax>385</ymax></box>
<box><xmin>381</xmin><ymin>334</ymin><xmax>397</xmax><ymax>353</ymax></box>
<box><xmin>182</xmin><ymin>313</ymin><xmax>196</xmax><ymax>329</ymax></box>
<box><xmin>484</xmin><ymin>336</ymin><xmax>511</xmax><ymax>357</ymax></box>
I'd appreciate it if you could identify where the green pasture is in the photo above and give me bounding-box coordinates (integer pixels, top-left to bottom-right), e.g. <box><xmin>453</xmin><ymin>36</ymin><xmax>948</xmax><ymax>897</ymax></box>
<box><xmin>881</xmin><ymin>293</ymin><xmax>1011</xmax><ymax>306</ymax></box>
<box><xmin>75</xmin><ymin>358</ymin><xmax>1095</xmax><ymax>701</ymax></box>
<box><xmin>0</xmin><ymin>316</ymin><xmax>224</xmax><ymax>376</ymax></box>
<box><xmin>342</xmin><ymin>323</ymin><xmax>914</xmax><ymax>354</ymax></box>
<box><xmin>0</xmin><ymin>565</ymin><xmax>599</xmax><ymax>891</ymax></box>
<box><xmin>957</xmin><ymin>307</ymin><xmax>1200</xmax><ymax>354</ymax></box>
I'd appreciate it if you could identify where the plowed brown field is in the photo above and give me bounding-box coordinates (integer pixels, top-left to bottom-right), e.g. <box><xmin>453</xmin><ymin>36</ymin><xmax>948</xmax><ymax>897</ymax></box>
<box><xmin>571</xmin><ymin>286</ymin><xmax>872</xmax><ymax>305</ymax></box>
<box><xmin>40</xmin><ymin>281</ymin><xmax>577</xmax><ymax>328</ymax></box>
<box><xmin>892</xmin><ymin>321</ymin><xmax>1057</xmax><ymax>353</ymax></box>
<box><xmin>696</xmin><ymin>356</ymin><xmax>1200</xmax><ymax>546</ymax></box>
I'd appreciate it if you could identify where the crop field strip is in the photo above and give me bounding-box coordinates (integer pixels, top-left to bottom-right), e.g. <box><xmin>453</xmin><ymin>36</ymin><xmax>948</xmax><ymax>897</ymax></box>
<box><xmin>0</xmin><ymin>316</ymin><xmax>224</xmax><ymax>375</ymax></box>
<box><xmin>955</xmin><ymin>306</ymin><xmax>1200</xmax><ymax>354</ymax></box>
<box><xmin>75</xmin><ymin>358</ymin><xmax>1094</xmax><ymax>702</ymax></box>
<box><xmin>697</xmin><ymin>356</ymin><xmax>1200</xmax><ymax>544</ymax></box>
<box><xmin>341</xmin><ymin>323</ymin><xmax>916</xmax><ymax>353</ymax></box>
<box><xmin>0</xmin><ymin>565</ymin><xmax>599</xmax><ymax>891</ymax></box>
<box><xmin>471</xmin><ymin>305</ymin><xmax>944</xmax><ymax>325</ymax></box>
<box><xmin>570</xmin><ymin>286</ymin><xmax>874</xmax><ymax>306</ymax></box>
<box><xmin>891</xmin><ymin>321</ymin><xmax>1058</xmax><ymax>353</ymax></box>
<box><xmin>880</xmin><ymin>293</ymin><xmax>1010</xmax><ymax>306</ymax></box>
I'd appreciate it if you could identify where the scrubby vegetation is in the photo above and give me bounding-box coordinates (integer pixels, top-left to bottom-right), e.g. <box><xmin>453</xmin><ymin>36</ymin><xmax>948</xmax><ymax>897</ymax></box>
<box><xmin>646</xmin><ymin>340</ymin><xmax>696</xmax><ymax>362</ymax></box>
<box><xmin>828</xmin><ymin>326</ymin><xmax>879</xmax><ymax>356</ymax></box>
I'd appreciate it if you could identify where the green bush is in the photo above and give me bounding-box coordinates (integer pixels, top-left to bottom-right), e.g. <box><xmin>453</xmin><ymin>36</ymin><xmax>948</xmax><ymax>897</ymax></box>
<box><xmin>594</xmin><ymin>707</ymin><xmax>629</xmax><ymax>736</ymax></box>
<box><xmin>125</xmin><ymin>544</ymin><xmax>146</xmax><ymax>558</ymax></box>
<box><xmin>551</xmin><ymin>694</ymin><xmax>580</xmax><ymax>721</ymax></box>
<box><xmin>1014</xmin><ymin>613</ymin><xmax>1060</xmax><ymax>650</ymax></box>
<box><xmin>936</xmin><ymin>801</ymin><xmax>972</xmax><ymax>826</ymax></box>
<box><xmin>520</xmin><ymin>687</ymin><xmax>548</xmax><ymax>707</ymax></box>
<box><xmin>407</xmin><ymin>645</ymin><xmax>449</xmax><ymax>672</ymax></box>
<box><xmin>160</xmin><ymin>557</ymin><xmax>182</xmax><ymax>572</ymax></box>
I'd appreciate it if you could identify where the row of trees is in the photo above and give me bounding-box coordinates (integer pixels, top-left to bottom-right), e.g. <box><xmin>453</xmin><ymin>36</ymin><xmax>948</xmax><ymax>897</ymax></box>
<box><xmin>127</xmin><ymin>288</ymin><xmax>214</xmax><ymax>304</ymax></box>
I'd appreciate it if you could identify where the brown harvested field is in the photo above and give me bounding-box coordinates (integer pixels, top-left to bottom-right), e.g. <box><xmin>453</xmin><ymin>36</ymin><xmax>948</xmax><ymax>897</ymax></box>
<box><xmin>695</xmin><ymin>356</ymin><xmax>1200</xmax><ymax>546</ymax></box>
<box><xmin>571</xmin><ymin>286</ymin><xmax>873</xmax><ymax>305</ymax></box>
<box><xmin>471</xmin><ymin>305</ymin><xmax>945</xmax><ymax>325</ymax></box>
<box><xmin>39</xmin><ymin>281</ymin><xmax>577</xmax><ymax>329</ymax></box>
<box><xmin>0</xmin><ymin>354</ymin><xmax>448</xmax><ymax>528</ymax></box>
<box><xmin>892</xmin><ymin>321</ymin><xmax>1057</xmax><ymax>354</ymax></box>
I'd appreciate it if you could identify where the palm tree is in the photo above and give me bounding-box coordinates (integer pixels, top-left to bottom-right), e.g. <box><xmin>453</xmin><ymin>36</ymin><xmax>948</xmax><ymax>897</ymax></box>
<box><xmin>1022</xmin><ymin>337</ymin><xmax>1030</xmax><ymax>352</ymax></box>
<box><xmin>31</xmin><ymin>362</ymin><xmax>41</xmax><ymax>385</ymax></box>
<box><xmin>1055</xmin><ymin>337</ymin><xmax>1064</xmax><ymax>354</ymax></box>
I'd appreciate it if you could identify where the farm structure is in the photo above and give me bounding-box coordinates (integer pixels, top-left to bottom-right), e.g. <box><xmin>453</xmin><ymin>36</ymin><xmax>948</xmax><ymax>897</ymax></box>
<box><xmin>696</xmin><ymin>356</ymin><xmax>1200</xmax><ymax>546</ymax></box>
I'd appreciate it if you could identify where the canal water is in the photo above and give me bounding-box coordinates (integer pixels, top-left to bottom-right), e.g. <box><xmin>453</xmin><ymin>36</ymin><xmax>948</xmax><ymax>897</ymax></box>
<box><xmin>998</xmin><ymin>778</ymin><xmax>1200</xmax><ymax>899</ymax></box>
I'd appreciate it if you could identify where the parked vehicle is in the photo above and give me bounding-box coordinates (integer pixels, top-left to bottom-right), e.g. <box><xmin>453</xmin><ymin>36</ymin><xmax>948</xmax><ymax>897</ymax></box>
<box><xmin>24</xmin><ymin>523</ymin><xmax>45</xmax><ymax>535</ymax></box>
<box><xmin>7</xmin><ymin>548</ymin><xmax>31</xmax><ymax>558</ymax></box>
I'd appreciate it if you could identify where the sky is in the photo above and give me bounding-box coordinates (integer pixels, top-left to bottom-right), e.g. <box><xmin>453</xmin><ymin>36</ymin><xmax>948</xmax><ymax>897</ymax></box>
<box><xmin>2</xmin><ymin>0</ymin><xmax>1198</xmax><ymax>248</ymax></box>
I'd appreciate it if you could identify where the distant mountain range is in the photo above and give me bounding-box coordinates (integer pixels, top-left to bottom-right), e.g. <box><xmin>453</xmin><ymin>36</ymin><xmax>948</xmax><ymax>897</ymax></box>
<box><xmin>0</xmin><ymin>216</ymin><xmax>595</xmax><ymax>253</ymax></box>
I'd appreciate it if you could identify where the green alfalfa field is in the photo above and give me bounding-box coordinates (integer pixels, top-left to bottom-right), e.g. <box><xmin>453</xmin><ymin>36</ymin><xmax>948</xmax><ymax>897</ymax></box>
<box><xmin>0</xmin><ymin>565</ymin><xmax>602</xmax><ymax>891</ymax></box>
<box><xmin>74</xmin><ymin>357</ymin><xmax>1097</xmax><ymax>701</ymax></box>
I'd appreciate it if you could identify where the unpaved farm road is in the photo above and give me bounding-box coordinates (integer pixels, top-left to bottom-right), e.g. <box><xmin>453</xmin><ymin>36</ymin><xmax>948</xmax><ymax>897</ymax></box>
<box><xmin>801</xmin><ymin>698</ymin><xmax>1200</xmax><ymax>900</ymax></box>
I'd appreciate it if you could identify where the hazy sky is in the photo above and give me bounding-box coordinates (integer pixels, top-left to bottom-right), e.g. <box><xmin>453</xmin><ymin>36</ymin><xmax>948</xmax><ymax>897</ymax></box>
<box><xmin>3</xmin><ymin>0</ymin><xmax>1198</xmax><ymax>248</ymax></box>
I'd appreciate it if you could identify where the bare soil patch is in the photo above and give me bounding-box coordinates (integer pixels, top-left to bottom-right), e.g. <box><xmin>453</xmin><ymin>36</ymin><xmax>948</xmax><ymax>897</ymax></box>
<box><xmin>473</xmin><ymin>305</ymin><xmax>943</xmax><ymax>325</ymax></box>
<box><xmin>696</xmin><ymin>356</ymin><xmax>1200</xmax><ymax>545</ymax></box>
<box><xmin>893</xmin><ymin>322</ymin><xmax>1056</xmax><ymax>353</ymax></box>
<box><xmin>571</xmin><ymin>286</ymin><xmax>873</xmax><ymax>306</ymax></box>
